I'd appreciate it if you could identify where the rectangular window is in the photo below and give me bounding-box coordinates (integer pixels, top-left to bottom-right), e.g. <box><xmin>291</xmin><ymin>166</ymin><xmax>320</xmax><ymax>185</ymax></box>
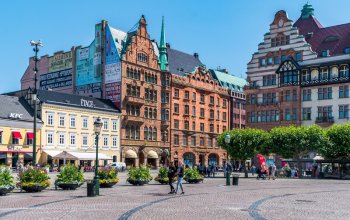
<box><xmin>59</xmin><ymin>133</ymin><xmax>65</xmax><ymax>145</ymax></box>
<box><xmin>281</xmin><ymin>55</ymin><xmax>286</xmax><ymax>62</ymax></box>
<box><xmin>200</xmin><ymin>94</ymin><xmax>205</xmax><ymax>103</ymax></box>
<box><xmin>174</xmin><ymin>104</ymin><xmax>179</xmax><ymax>113</ymax></box>
<box><xmin>0</xmin><ymin>131</ymin><xmax>2</xmax><ymax>144</ymax></box>
<box><xmin>192</xmin><ymin>92</ymin><xmax>196</xmax><ymax>101</ymax></box>
<box><xmin>208</xmin><ymin>138</ymin><xmax>213</xmax><ymax>147</ymax></box>
<box><xmin>82</xmin><ymin>117</ymin><xmax>88</xmax><ymax>128</ymax></box>
<box><xmin>103</xmin><ymin>136</ymin><xmax>108</xmax><ymax>147</ymax></box>
<box><xmin>59</xmin><ymin>115</ymin><xmax>65</xmax><ymax>127</ymax></box>
<box><xmin>182</xmin><ymin>135</ymin><xmax>187</xmax><ymax>146</ymax></box>
<box><xmin>303</xmin><ymin>108</ymin><xmax>312</xmax><ymax>120</ymax></box>
<box><xmin>267</xmin><ymin>57</ymin><xmax>272</xmax><ymax>65</ymax></box>
<box><xmin>112</xmin><ymin>120</ymin><xmax>118</xmax><ymax>131</ymax></box>
<box><xmin>70</xmin><ymin>133</ymin><xmax>76</xmax><ymax>146</ymax></box>
<box><xmin>174</xmin><ymin>89</ymin><xmax>179</xmax><ymax>98</ymax></box>
<box><xmin>192</xmin><ymin>121</ymin><xmax>196</xmax><ymax>131</ymax></box>
<box><xmin>200</xmin><ymin>137</ymin><xmax>204</xmax><ymax>146</ymax></box>
<box><xmin>210</xmin><ymin>96</ymin><xmax>214</xmax><ymax>105</ymax></box>
<box><xmin>223</xmin><ymin>99</ymin><xmax>227</xmax><ymax>107</ymax></box>
<box><xmin>184</xmin><ymin>91</ymin><xmax>189</xmax><ymax>100</ymax></box>
<box><xmin>47</xmin><ymin>133</ymin><xmax>53</xmax><ymax>145</ymax></box>
<box><xmin>174</xmin><ymin>135</ymin><xmax>179</xmax><ymax>145</ymax></box>
<box><xmin>302</xmin><ymin>89</ymin><xmax>311</xmax><ymax>101</ymax></box>
<box><xmin>103</xmin><ymin>119</ymin><xmax>108</xmax><ymax>130</ymax></box>
<box><xmin>112</xmin><ymin>136</ymin><xmax>118</xmax><ymax>148</ymax></box>
<box><xmin>292</xmin><ymin>108</ymin><xmax>297</xmax><ymax>120</ymax></box>
<box><xmin>184</xmin><ymin>121</ymin><xmax>189</xmax><ymax>130</ymax></box>
<box><xmin>174</xmin><ymin>120</ymin><xmax>179</xmax><ymax>129</ymax></box>
<box><xmin>216</xmin><ymin>97</ymin><xmax>220</xmax><ymax>106</ymax></box>
<box><xmin>70</xmin><ymin>116</ymin><xmax>76</xmax><ymax>128</ymax></box>
<box><xmin>339</xmin><ymin>85</ymin><xmax>349</xmax><ymax>98</ymax></box>
<box><xmin>200</xmin><ymin>123</ymin><xmax>204</xmax><ymax>132</ymax></box>
<box><xmin>339</xmin><ymin>105</ymin><xmax>349</xmax><ymax>119</ymax></box>
<box><xmin>285</xmin><ymin>90</ymin><xmax>290</xmax><ymax>101</ymax></box>
<box><xmin>274</xmin><ymin>56</ymin><xmax>279</xmax><ymax>64</ymax></box>
<box><xmin>192</xmin><ymin>106</ymin><xmax>196</xmax><ymax>116</ymax></box>
<box><xmin>191</xmin><ymin>136</ymin><xmax>196</xmax><ymax>146</ymax></box>
<box><xmin>296</xmin><ymin>52</ymin><xmax>301</xmax><ymax>61</ymax></box>
<box><xmin>210</xmin><ymin>124</ymin><xmax>214</xmax><ymax>133</ymax></box>
<box><xmin>184</xmin><ymin>105</ymin><xmax>189</xmax><ymax>115</ymax></box>
<box><xmin>260</xmin><ymin>58</ymin><xmax>266</xmax><ymax>66</ymax></box>
<box><xmin>216</xmin><ymin>110</ymin><xmax>220</xmax><ymax>120</ymax></box>
<box><xmin>292</xmin><ymin>90</ymin><xmax>297</xmax><ymax>101</ymax></box>
<box><xmin>200</xmin><ymin>108</ymin><xmax>205</xmax><ymax>117</ymax></box>
<box><xmin>285</xmin><ymin>109</ymin><xmax>290</xmax><ymax>121</ymax></box>
<box><xmin>82</xmin><ymin>135</ymin><xmax>88</xmax><ymax>146</ymax></box>
<box><xmin>47</xmin><ymin>114</ymin><xmax>54</xmax><ymax>125</ymax></box>
<box><xmin>318</xmin><ymin>106</ymin><xmax>333</xmax><ymax>118</ymax></box>
<box><xmin>216</xmin><ymin>125</ymin><xmax>219</xmax><ymax>133</ymax></box>
<box><xmin>223</xmin><ymin>112</ymin><xmax>227</xmax><ymax>121</ymax></box>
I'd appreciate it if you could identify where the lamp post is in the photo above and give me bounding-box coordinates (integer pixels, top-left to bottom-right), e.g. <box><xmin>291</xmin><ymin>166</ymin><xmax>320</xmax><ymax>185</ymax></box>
<box><xmin>30</xmin><ymin>40</ymin><xmax>43</xmax><ymax>165</ymax></box>
<box><xmin>224</xmin><ymin>134</ymin><xmax>231</xmax><ymax>186</ymax></box>
<box><xmin>93</xmin><ymin>117</ymin><xmax>103</xmax><ymax>196</ymax></box>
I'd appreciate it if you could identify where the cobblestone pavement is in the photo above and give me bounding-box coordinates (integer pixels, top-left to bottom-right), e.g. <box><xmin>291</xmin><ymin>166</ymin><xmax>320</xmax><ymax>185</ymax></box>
<box><xmin>1</xmin><ymin>171</ymin><xmax>349</xmax><ymax>220</ymax></box>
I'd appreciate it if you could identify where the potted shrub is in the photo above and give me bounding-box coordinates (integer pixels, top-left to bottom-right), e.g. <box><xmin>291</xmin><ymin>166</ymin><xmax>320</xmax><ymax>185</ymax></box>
<box><xmin>0</xmin><ymin>166</ymin><xmax>15</xmax><ymax>196</ymax></box>
<box><xmin>127</xmin><ymin>166</ymin><xmax>152</xmax><ymax>186</ymax></box>
<box><xmin>56</xmin><ymin>164</ymin><xmax>84</xmax><ymax>190</ymax></box>
<box><xmin>18</xmin><ymin>167</ymin><xmax>50</xmax><ymax>192</ymax></box>
<box><xmin>98</xmin><ymin>167</ymin><xmax>119</xmax><ymax>188</ymax></box>
<box><xmin>154</xmin><ymin>167</ymin><xmax>169</xmax><ymax>184</ymax></box>
<box><xmin>184</xmin><ymin>168</ymin><xmax>204</xmax><ymax>184</ymax></box>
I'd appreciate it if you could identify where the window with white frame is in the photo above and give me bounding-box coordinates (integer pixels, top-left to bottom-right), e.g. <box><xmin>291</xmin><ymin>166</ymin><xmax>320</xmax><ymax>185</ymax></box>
<box><xmin>112</xmin><ymin>120</ymin><xmax>118</xmax><ymax>131</ymax></box>
<box><xmin>112</xmin><ymin>136</ymin><xmax>118</xmax><ymax>148</ymax></box>
<box><xmin>70</xmin><ymin>133</ymin><xmax>76</xmax><ymax>146</ymax></box>
<box><xmin>70</xmin><ymin>116</ymin><xmax>76</xmax><ymax>128</ymax></box>
<box><xmin>82</xmin><ymin>117</ymin><xmax>88</xmax><ymax>129</ymax></box>
<box><xmin>103</xmin><ymin>119</ymin><xmax>108</xmax><ymax>130</ymax></box>
<box><xmin>59</xmin><ymin>115</ymin><xmax>65</xmax><ymax>127</ymax></box>
<box><xmin>59</xmin><ymin>133</ymin><xmax>65</xmax><ymax>145</ymax></box>
<box><xmin>47</xmin><ymin>132</ymin><xmax>53</xmax><ymax>145</ymax></box>
<box><xmin>82</xmin><ymin>135</ymin><xmax>88</xmax><ymax>146</ymax></box>
<box><xmin>47</xmin><ymin>113</ymin><xmax>54</xmax><ymax>125</ymax></box>
<box><xmin>103</xmin><ymin>136</ymin><xmax>108</xmax><ymax>147</ymax></box>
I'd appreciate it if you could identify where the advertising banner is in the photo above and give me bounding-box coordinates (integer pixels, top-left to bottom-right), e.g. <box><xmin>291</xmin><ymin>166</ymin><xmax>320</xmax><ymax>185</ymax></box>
<box><xmin>48</xmin><ymin>51</ymin><xmax>72</xmax><ymax>72</ymax></box>
<box><xmin>105</xmin><ymin>82</ymin><xmax>121</xmax><ymax>103</ymax></box>
<box><xmin>105</xmin><ymin>62</ymin><xmax>121</xmax><ymax>84</ymax></box>
<box><xmin>76</xmin><ymin>42</ymin><xmax>101</xmax><ymax>86</ymax></box>
<box><xmin>39</xmin><ymin>68</ymin><xmax>72</xmax><ymax>90</ymax></box>
<box><xmin>79</xmin><ymin>48</ymin><xmax>89</xmax><ymax>60</ymax></box>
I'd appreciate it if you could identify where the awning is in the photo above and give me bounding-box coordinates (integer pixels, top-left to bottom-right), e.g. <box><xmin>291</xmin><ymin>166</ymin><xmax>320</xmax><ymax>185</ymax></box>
<box><xmin>25</xmin><ymin>153</ymin><xmax>33</xmax><ymax>159</ymax></box>
<box><xmin>125</xmin><ymin>150</ymin><xmax>137</xmax><ymax>159</ymax></box>
<box><xmin>147</xmin><ymin>150</ymin><xmax>158</xmax><ymax>159</ymax></box>
<box><xmin>313</xmin><ymin>155</ymin><xmax>324</xmax><ymax>160</ymax></box>
<box><xmin>12</xmin><ymin>131</ymin><xmax>22</xmax><ymax>139</ymax></box>
<box><xmin>27</xmin><ymin>132</ymin><xmax>34</xmax><ymax>140</ymax></box>
<box><xmin>43</xmin><ymin>150</ymin><xmax>62</xmax><ymax>157</ymax></box>
<box><xmin>53</xmin><ymin>151</ymin><xmax>112</xmax><ymax>160</ymax></box>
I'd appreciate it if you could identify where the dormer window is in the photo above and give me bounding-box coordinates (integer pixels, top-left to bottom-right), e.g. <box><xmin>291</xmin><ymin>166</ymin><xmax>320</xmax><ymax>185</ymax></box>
<box><xmin>137</xmin><ymin>53</ymin><xmax>148</xmax><ymax>63</ymax></box>
<box><xmin>271</xmin><ymin>34</ymin><xmax>290</xmax><ymax>47</ymax></box>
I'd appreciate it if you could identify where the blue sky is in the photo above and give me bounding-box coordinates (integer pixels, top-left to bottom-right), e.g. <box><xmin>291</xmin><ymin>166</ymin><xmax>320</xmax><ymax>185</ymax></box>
<box><xmin>1</xmin><ymin>0</ymin><xmax>350</xmax><ymax>93</ymax></box>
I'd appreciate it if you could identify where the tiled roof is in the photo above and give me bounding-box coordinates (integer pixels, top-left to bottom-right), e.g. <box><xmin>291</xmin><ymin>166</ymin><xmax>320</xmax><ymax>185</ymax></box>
<box><xmin>167</xmin><ymin>47</ymin><xmax>203</xmax><ymax>76</ymax></box>
<box><xmin>209</xmin><ymin>70</ymin><xmax>247</xmax><ymax>92</ymax></box>
<box><xmin>0</xmin><ymin>95</ymin><xmax>38</xmax><ymax>122</ymax></box>
<box><xmin>36</xmin><ymin>90</ymin><xmax>120</xmax><ymax>113</ymax></box>
<box><xmin>294</xmin><ymin>16</ymin><xmax>350</xmax><ymax>56</ymax></box>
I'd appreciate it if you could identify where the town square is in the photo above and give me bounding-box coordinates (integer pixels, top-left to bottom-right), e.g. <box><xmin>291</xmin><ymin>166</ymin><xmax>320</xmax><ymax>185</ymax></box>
<box><xmin>0</xmin><ymin>1</ymin><xmax>350</xmax><ymax>219</ymax></box>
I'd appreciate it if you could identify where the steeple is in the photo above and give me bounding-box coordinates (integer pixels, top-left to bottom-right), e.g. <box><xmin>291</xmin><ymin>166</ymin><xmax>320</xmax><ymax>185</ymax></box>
<box><xmin>158</xmin><ymin>16</ymin><xmax>168</xmax><ymax>71</ymax></box>
<box><xmin>301</xmin><ymin>2</ymin><xmax>314</xmax><ymax>19</ymax></box>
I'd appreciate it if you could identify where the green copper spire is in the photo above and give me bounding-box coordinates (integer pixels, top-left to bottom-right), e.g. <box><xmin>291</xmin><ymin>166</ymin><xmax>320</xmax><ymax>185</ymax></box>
<box><xmin>158</xmin><ymin>16</ymin><xmax>168</xmax><ymax>71</ymax></box>
<box><xmin>301</xmin><ymin>2</ymin><xmax>314</xmax><ymax>19</ymax></box>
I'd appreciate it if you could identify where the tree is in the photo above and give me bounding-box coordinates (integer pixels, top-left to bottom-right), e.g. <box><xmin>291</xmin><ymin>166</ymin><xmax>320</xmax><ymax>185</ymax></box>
<box><xmin>270</xmin><ymin>125</ymin><xmax>327</xmax><ymax>177</ymax></box>
<box><xmin>218</xmin><ymin>128</ymin><xmax>269</xmax><ymax>178</ymax></box>
<box><xmin>322</xmin><ymin>124</ymin><xmax>350</xmax><ymax>160</ymax></box>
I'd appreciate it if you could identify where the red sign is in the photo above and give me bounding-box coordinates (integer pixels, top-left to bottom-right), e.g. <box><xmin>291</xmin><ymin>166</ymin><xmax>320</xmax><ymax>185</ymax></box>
<box><xmin>105</xmin><ymin>82</ymin><xmax>121</xmax><ymax>108</ymax></box>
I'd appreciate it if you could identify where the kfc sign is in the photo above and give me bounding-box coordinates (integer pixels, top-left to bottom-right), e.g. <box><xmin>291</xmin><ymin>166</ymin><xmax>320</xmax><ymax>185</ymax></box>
<box><xmin>9</xmin><ymin>113</ymin><xmax>23</xmax><ymax>119</ymax></box>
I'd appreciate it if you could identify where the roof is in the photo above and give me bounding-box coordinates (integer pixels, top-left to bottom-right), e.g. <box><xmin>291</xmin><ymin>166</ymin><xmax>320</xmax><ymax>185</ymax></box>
<box><xmin>294</xmin><ymin>15</ymin><xmax>350</xmax><ymax>56</ymax></box>
<box><xmin>0</xmin><ymin>95</ymin><xmax>38</xmax><ymax>122</ymax></box>
<box><xmin>209</xmin><ymin>70</ymin><xmax>247</xmax><ymax>92</ymax></box>
<box><xmin>36</xmin><ymin>89</ymin><xmax>120</xmax><ymax>113</ymax></box>
<box><xmin>109</xmin><ymin>26</ymin><xmax>127</xmax><ymax>56</ymax></box>
<box><xmin>53</xmin><ymin>151</ymin><xmax>112</xmax><ymax>160</ymax></box>
<box><xmin>167</xmin><ymin>47</ymin><xmax>203</xmax><ymax>76</ymax></box>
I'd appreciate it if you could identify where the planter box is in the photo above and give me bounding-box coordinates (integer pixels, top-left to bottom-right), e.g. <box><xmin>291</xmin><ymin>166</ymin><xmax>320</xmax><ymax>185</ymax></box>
<box><xmin>185</xmin><ymin>178</ymin><xmax>204</xmax><ymax>184</ymax></box>
<box><xmin>99</xmin><ymin>181</ymin><xmax>118</xmax><ymax>188</ymax></box>
<box><xmin>22</xmin><ymin>184</ymin><xmax>48</xmax><ymax>192</ymax></box>
<box><xmin>0</xmin><ymin>186</ymin><xmax>14</xmax><ymax>196</ymax></box>
<box><xmin>57</xmin><ymin>182</ymin><xmax>82</xmax><ymax>190</ymax></box>
<box><xmin>127</xmin><ymin>179</ymin><xmax>149</xmax><ymax>186</ymax></box>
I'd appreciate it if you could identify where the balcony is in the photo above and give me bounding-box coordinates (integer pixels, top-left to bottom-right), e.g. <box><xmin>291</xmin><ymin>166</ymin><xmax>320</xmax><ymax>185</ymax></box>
<box><xmin>244</xmin><ymin>85</ymin><xmax>260</xmax><ymax>90</ymax></box>
<box><xmin>161</xmin><ymin>120</ymin><xmax>170</xmax><ymax>127</ymax></box>
<box><xmin>161</xmin><ymin>102</ymin><xmax>170</xmax><ymax>109</ymax></box>
<box><xmin>125</xmin><ymin>96</ymin><xmax>145</xmax><ymax>105</ymax></box>
<box><xmin>125</xmin><ymin>115</ymin><xmax>144</xmax><ymax>124</ymax></box>
<box><xmin>316</xmin><ymin>116</ymin><xmax>334</xmax><ymax>124</ymax></box>
<box><xmin>300</xmin><ymin>76</ymin><xmax>350</xmax><ymax>87</ymax></box>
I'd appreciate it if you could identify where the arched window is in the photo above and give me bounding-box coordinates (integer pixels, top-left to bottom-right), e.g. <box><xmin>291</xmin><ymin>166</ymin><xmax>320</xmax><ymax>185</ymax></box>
<box><xmin>153</xmin><ymin>91</ymin><xmax>157</xmax><ymax>102</ymax></box>
<box><xmin>153</xmin><ymin>128</ymin><xmax>157</xmax><ymax>141</ymax></box>
<box><xmin>131</xmin><ymin>106</ymin><xmax>135</xmax><ymax>116</ymax></box>
<box><xmin>144</xmin><ymin>127</ymin><xmax>148</xmax><ymax>140</ymax></box>
<box><xmin>136</xmin><ymin>106</ymin><xmax>140</xmax><ymax>116</ymax></box>
<box><xmin>131</xmin><ymin>126</ymin><xmax>135</xmax><ymax>139</ymax></box>
<box><xmin>144</xmin><ymin>107</ymin><xmax>148</xmax><ymax>118</ymax></box>
<box><xmin>132</xmin><ymin>86</ymin><xmax>136</xmax><ymax>96</ymax></box>
<box><xmin>165</xmin><ymin>110</ymin><xmax>169</xmax><ymax>121</ymax></box>
<box><xmin>153</xmin><ymin>108</ymin><xmax>157</xmax><ymax>119</ymax></box>
<box><xmin>125</xmin><ymin>125</ymin><xmax>130</xmax><ymax>139</ymax></box>
<box><xmin>148</xmin><ymin>126</ymin><xmax>152</xmax><ymax>140</ymax></box>
<box><xmin>126</xmin><ymin>104</ymin><xmax>130</xmax><ymax>115</ymax></box>
<box><xmin>127</xmin><ymin>67</ymin><xmax>130</xmax><ymax>78</ymax></box>
<box><xmin>149</xmin><ymin>108</ymin><xmax>153</xmax><ymax>119</ymax></box>
<box><xmin>150</xmin><ymin>90</ymin><xmax>153</xmax><ymax>101</ymax></box>
<box><xmin>339</xmin><ymin>65</ymin><xmax>349</xmax><ymax>77</ymax></box>
<box><xmin>130</xmin><ymin>68</ymin><xmax>134</xmax><ymax>78</ymax></box>
<box><xmin>135</xmin><ymin>126</ymin><xmax>140</xmax><ymax>140</ymax></box>
<box><xmin>137</xmin><ymin>70</ymin><xmax>141</xmax><ymax>80</ymax></box>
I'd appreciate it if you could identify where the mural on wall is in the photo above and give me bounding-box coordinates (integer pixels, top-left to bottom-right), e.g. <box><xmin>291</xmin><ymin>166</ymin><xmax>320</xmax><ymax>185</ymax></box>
<box><xmin>39</xmin><ymin>51</ymin><xmax>73</xmax><ymax>90</ymax></box>
<box><xmin>104</xmin><ymin>25</ymin><xmax>122</xmax><ymax>108</ymax></box>
<box><xmin>76</xmin><ymin>23</ymin><xmax>102</xmax><ymax>95</ymax></box>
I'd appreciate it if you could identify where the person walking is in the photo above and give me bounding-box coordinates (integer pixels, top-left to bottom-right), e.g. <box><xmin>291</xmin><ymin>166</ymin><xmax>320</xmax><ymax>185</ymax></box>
<box><xmin>168</xmin><ymin>162</ymin><xmax>176</xmax><ymax>194</ymax></box>
<box><xmin>271</xmin><ymin>163</ymin><xmax>276</xmax><ymax>180</ymax></box>
<box><xmin>250</xmin><ymin>165</ymin><xmax>256</xmax><ymax>176</ymax></box>
<box><xmin>268</xmin><ymin>164</ymin><xmax>273</xmax><ymax>180</ymax></box>
<box><xmin>175</xmin><ymin>161</ymin><xmax>185</xmax><ymax>194</ymax></box>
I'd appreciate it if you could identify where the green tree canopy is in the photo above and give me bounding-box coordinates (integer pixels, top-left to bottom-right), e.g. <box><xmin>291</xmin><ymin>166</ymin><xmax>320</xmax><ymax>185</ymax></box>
<box><xmin>322</xmin><ymin>124</ymin><xmax>350</xmax><ymax>159</ymax></box>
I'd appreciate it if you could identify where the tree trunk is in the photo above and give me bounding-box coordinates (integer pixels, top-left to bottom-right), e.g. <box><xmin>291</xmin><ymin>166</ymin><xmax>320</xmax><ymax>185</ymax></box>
<box><xmin>297</xmin><ymin>158</ymin><xmax>303</xmax><ymax>179</ymax></box>
<box><xmin>244</xmin><ymin>162</ymin><xmax>248</xmax><ymax>178</ymax></box>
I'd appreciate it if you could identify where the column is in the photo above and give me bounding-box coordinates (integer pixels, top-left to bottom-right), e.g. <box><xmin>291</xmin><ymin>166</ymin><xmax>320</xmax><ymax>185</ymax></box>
<box><xmin>156</xmin><ymin>158</ymin><xmax>160</xmax><ymax>168</ymax></box>
<box><xmin>135</xmin><ymin>158</ymin><xmax>139</xmax><ymax>167</ymax></box>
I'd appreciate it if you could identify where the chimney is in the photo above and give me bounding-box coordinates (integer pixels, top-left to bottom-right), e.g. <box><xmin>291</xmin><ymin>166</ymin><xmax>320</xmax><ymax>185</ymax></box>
<box><xmin>166</xmin><ymin>43</ymin><xmax>170</xmax><ymax>48</ymax></box>
<box><xmin>194</xmin><ymin>53</ymin><xmax>199</xmax><ymax>59</ymax></box>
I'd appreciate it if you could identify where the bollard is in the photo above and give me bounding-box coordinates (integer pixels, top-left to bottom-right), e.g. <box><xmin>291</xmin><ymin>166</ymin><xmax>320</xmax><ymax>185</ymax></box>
<box><xmin>232</xmin><ymin>175</ymin><xmax>239</xmax><ymax>185</ymax></box>
<box><xmin>226</xmin><ymin>172</ymin><xmax>231</xmax><ymax>186</ymax></box>
<box><xmin>87</xmin><ymin>181</ymin><xmax>96</xmax><ymax>197</ymax></box>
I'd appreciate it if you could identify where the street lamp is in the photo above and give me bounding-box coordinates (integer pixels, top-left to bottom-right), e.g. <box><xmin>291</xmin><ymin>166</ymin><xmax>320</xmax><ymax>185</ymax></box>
<box><xmin>93</xmin><ymin>117</ymin><xmax>103</xmax><ymax>196</ymax></box>
<box><xmin>30</xmin><ymin>40</ymin><xmax>43</xmax><ymax>165</ymax></box>
<box><xmin>224</xmin><ymin>134</ymin><xmax>231</xmax><ymax>185</ymax></box>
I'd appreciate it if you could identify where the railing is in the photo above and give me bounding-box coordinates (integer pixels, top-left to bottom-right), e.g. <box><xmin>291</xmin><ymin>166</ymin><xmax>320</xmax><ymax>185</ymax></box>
<box><xmin>125</xmin><ymin>96</ymin><xmax>145</xmax><ymax>104</ymax></box>
<box><xmin>125</xmin><ymin>115</ymin><xmax>144</xmax><ymax>123</ymax></box>
<box><xmin>300</xmin><ymin>76</ymin><xmax>350</xmax><ymax>87</ymax></box>
<box><xmin>315</xmin><ymin>116</ymin><xmax>334</xmax><ymax>124</ymax></box>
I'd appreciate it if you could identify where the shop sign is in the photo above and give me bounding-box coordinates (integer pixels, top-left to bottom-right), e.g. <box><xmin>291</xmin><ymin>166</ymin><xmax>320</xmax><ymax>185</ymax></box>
<box><xmin>8</xmin><ymin>113</ymin><xmax>23</xmax><ymax>119</ymax></box>
<box><xmin>7</xmin><ymin>146</ymin><xmax>22</xmax><ymax>151</ymax></box>
<box><xmin>80</xmin><ymin>99</ymin><xmax>95</xmax><ymax>108</ymax></box>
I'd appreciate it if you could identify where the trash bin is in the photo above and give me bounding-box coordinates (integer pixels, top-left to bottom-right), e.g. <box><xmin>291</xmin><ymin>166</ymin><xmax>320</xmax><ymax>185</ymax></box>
<box><xmin>87</xmin><ymin>181</ymin><xmax>96</xmax><ymax>197</ymax></box>
<box><xmin>226</xmin><ymin>172</ymin><xmax>231</xmax><ymax>186</ymax></box>
<box><xmin>232</xmin><ymin>175</ymin><xmax>239</xmax><ymax>185</ymax></box>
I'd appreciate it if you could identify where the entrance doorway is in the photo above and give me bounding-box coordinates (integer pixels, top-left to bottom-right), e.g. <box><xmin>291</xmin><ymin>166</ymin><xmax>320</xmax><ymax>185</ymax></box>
<box><xmin>125</xmin><ymin>158</ymin><xmax>135</xmax><ymax>167</ymax></box>
<box><xmin>199</xmin><ymin>154</ymin><xmax>205</xmax><ymax>165</ymax></box>
<box><xmin>208</xmin><ymin>154</ymin><xmax>218</xmax><ymax>166</ymax></box>
<box><xmin>12</xmin><ymin>153</ymin><xmax>18</xmax><ymax>168</ymax></box>
<box><xmin>183</xmin><ymin>152</ymin><xmax>195</xmax><ymax>168</ymax></box>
